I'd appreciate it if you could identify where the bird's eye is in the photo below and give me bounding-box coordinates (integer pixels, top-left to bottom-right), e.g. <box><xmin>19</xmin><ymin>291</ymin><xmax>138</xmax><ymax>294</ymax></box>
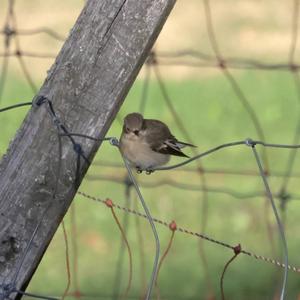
<box><xmin>133</xmin><ymin>130</ymin><xmax>139</xmax><ymax>136</ymax></box>
<box><xmin>126</xmin><ymin>127</ymin><xmax>130</xmax><ymax>133</ymax></box>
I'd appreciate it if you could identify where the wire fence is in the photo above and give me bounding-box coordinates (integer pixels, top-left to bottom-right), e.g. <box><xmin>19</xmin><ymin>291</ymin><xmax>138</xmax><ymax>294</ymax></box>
<box><xmin>0</xmin><ymin>0</ymin><xmax>300</xmax><ymax>300</ymax></box>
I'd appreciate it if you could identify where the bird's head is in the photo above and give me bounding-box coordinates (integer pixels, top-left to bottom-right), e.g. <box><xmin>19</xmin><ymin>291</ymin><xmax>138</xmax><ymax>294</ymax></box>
<box><xmin>123</xmin><ymin>112</ymin><xmax>144</xmax><ymax>137</ymax></box>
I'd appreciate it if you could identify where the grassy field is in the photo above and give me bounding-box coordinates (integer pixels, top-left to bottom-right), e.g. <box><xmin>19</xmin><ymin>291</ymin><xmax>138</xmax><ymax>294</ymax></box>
<box><xmin>1</xmin><ymin>1</ymin><xmax>300</xmax><ymax>299</ymax></box>
<box><xmin>1</xmin><ymin>70</ymin><xmax>300</xmax><ymax>299</ymax></box>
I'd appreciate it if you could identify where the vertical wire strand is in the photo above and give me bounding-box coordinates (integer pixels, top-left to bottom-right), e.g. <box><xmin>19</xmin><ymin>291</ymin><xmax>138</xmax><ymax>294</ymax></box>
<box><xmin>289</xmin><ymin>0</ymin><xmax>300</xmax><ymax>64</ymax></box>
<box><xmin>280</xmin><ymin>0</ymin><xmax>300</xmax><ymax>193</ymax></box>
<box><xmin>122</xmin><ymin>158</ymin><xmax>160</xmax><ymax>300</ymax></box>
<box><xmin>0</xmin><ymin>0</ymin><xmax>14</xmax><ymax>105</ymax></box>
<box><xmin>251</xmin><ymin>146</ymin><xmax>288</xmax><ymax>300</ymax></box>
<box><xmin>203</xmin><ymin>0</ymin><xmax>269</xmax><ymax>172</ymax></box>
<box><xmin>139</xmin><ymin>64</ymin><xmax>151</xmax><ymax>115</ymax></box>
<box><xmin>152</xmin><ymin>63</ymin><xmax>214</xmax><ymax>297</ymax></box>
<box><xmin>61</xmin><ymin>221</ymin><xmax>71</xmax><ymax>300</ymax></box>
<box><xmin>0</xmin><ymin>55</ymin><xmax>9</xmax><ymax>105</ymax></box>
<box><xmin>112</xmin><ymin>186</ymin><xmax>131</xmax><ymax>300</ymax></box>
<box><xmin>274</xmin><ymin>5</ymin><xmax>300</xmax><ymax>297</ymax></box>
<box><xmin>109</xmin><ymin>204</ymin><xmax>133</xmax><ymax>300</ymax></box>
<box><xmin>220</xmin><ymin>251</ymin><xmax>240</xmax><ymax>300</ymax></box>
<box><xmin>10</xmin><ymin>4</ymin><xmax>37</xmax><ymax>93</ymax></box>
<box><xmin>155</xmin><ymin>230</ymin><xmax>175</xmax><ymax>300</ymax></box>
<box><xmin>112</xmin><ymin>139</ymin><xmax>160</xmax><ymax>300</ymax></box>
<box><xmin>202</xmin><ymin>0</ymin><xmax>277</xmax><ymax>273</ymax></box>
<box><xmin>70</xmin><ymin>203</ymin><xmax>81</xmax><ymax>298</ymax></box>
<box><xmin>263</xmin><ymin>200</ymin><xmax>277</xmax><ymax>258</ymax></box>
<box><xmin>132</xmin><ymin>194</ymin><xmax>147</xmax><ymax>298</ymax></box>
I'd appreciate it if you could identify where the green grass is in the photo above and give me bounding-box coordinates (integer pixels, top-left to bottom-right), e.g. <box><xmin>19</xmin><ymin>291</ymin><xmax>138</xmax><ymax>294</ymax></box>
<box><xmin>2</xmin><ymin>70</ymin><xmax>300</xmax><ymax>299</ymax></box>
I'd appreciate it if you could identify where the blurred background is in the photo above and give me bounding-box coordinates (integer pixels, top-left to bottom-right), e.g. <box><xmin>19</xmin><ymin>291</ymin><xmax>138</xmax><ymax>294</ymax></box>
<box><xmin>1</xmin><ymin>0</ymin><xmax>300</xmax><ymax>299</ymax></box>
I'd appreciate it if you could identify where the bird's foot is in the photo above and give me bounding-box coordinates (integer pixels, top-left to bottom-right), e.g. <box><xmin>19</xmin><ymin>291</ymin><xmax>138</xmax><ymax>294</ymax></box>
<box><xmin>136</xmin><ymin>167</ymin><xmax>143</xmax><ymax>174</ymax></box>
<box><xmin>145</xmin><ymin>168</ymin><xmax>154</xmax><ymax>175</ymax></box>
<box><xmin>135</xmin><ymin>166</ymin><xmax>154</xmax><ymax>175</ymax></box>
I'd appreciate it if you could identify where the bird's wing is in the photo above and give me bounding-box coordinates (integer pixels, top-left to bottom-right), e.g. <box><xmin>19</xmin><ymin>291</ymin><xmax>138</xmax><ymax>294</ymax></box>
<box><xmin>175</xmin><ymin>141</ymin><xmax>196</xmax><ymax>148</ymax></box>
<box><xmin>144</xmin><ymin>119</ymin><xmax>189</xmax><ymax>157</ymax></box>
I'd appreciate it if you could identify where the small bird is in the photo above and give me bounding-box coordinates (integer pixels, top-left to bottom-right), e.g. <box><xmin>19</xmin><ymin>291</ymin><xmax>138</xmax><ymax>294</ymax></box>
<box><xmin>119</xmin><ymin>112</ymin><xmax>195</xmax><ymax>173</ymax></box>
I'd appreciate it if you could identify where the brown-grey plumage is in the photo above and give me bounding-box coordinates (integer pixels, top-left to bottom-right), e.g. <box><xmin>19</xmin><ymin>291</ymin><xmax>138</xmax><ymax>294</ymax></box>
<box><xmin>120</xmin><ymin>112</ymin><xmax>195</xmax><ymax>172</ymax></box>
<box><xmin>143</xmin><ymin>119</ymin><xmax>194</xmax><ymax>157</ymax></box>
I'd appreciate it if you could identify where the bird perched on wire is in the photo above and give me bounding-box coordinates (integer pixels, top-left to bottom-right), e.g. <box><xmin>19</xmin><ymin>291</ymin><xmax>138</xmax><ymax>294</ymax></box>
<box><xmin>119</xmin><ymin>112</ymin><xmax>195</xmax><ymax>174</ymax></box>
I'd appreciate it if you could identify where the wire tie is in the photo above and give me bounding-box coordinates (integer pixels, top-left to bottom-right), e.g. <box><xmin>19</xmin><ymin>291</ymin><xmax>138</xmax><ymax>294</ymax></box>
<box><xmin>109</xmin><ymin>137</ymin><xmax>119</xmax><ymax>147</ymax></box>
<box><xmin>105</xmin><ymin>198</ymin><xmax>114</xmax><ymax>208</ymax></box>
<box><xmin>34</xmin><ymin>95</ymin><xmax>48</xmax><ymax>107</ymax></box>
<box><xmin>146</xmin><ymin>51</ymin><xmax>157</xmax><ymax>65</ymax></box>
<box><xmin>73</xmin><ymin>143</ymin><xmax>82</xmax><ymax>154</ymax></box>
<box><xmin>245</xmin><ymin>138</ymin><xmax>256</xmax><ymax>147</ymax></box>
<box><xmin>3</xmin><ymin>25</ymin><xmax>15</xmax><ymax>36</ymax></box>
<box><xmin>169</xmin><ymin>220</ymin><xmax>177</xmax><ymax>231</ymax></box>
<box><xmin>233</xmin><ymin>244</ymin><xmax>242</xmax><ymax>255</ymax></box>
<box><xmin>218</xmin><ymin>59</ymin><xmax>226</xmax><ymax>69</ymax></box>
<box><xmin>52</xmin><ymin>117</ymin><xmax>61</xmax><ymax>127</ymax></box>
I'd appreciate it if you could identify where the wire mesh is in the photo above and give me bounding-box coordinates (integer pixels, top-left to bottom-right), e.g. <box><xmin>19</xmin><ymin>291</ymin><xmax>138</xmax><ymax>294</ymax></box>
<box><xmin>0</xmin><ymin>0</ymin><xmax>300</xmax><ymax>300</ymax></box>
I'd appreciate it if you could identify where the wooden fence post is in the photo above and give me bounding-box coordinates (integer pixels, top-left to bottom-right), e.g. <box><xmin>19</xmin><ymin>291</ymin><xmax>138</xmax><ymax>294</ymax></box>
<box><xmin>0</xmin><ymin>0</ymin><xmax>176</xmax><ymax>297</ymax></box>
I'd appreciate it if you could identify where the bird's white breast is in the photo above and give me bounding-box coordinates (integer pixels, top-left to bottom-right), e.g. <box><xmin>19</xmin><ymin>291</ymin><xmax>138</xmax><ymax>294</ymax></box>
<box><xmin>120</xmin><ymin>133</ymin><xmax>169</xmax><ymax>169</ymax></box>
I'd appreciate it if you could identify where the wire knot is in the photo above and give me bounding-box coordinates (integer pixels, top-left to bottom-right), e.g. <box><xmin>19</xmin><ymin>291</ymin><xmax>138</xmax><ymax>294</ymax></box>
<box><xmin>52</xmin><ymin>116</ymin><xmax>62</xmax><ymax>127</ymax></box>
<box><xmin>105</xmin><ymin>198</ymin><xmax>114</xmax><ymax>208</ymax></box>
<box><xmin>146</xmin><ymin>51</ymin><xmax>157</xmax><ymax>65</ymax></box>
<box><xmin>109</xmin><ymin>137</ymin><xmax>119</xmax><ymax>147</ymax></box>
<box><xmin>218</xmin><ymin>59</ymin><xmax>226</xmax><ymax>69</ymax></box>
<box><xmin>169</xmin><ymin>220</ymin><xmax>177</xmax><ymax>231</ymax></box>
<box><xmin>3</xmin><ymin>25</ymin><xmax>15</xmax><ymax>37</ymax></box>
<box><xmin>73</xmin><ymin>143</ymin><xmax>82</xmax><ymax>154</ymax></box>
<box><xmin>34</xmin><ymin>95</ymin><xmax>49</xmax><ymax>107</ymax></box>
<box><xmin>278</xmin><ymin>189</ymin><xmax>291</xmax><ymax>211</ymax></box>
<box><xmin>4</xmin><ymin>25</ymin><xmax>14</xmax><ymax>48</ymax></box>
<box><xmin>245</xmin><ymin>138</ymin><xmax>256</xmax><ymax>147</ymax></box>
<box><xmin>233</xmin><ymin>244</ymin><xmax>241</xmax><ymax>255</ymax></box>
